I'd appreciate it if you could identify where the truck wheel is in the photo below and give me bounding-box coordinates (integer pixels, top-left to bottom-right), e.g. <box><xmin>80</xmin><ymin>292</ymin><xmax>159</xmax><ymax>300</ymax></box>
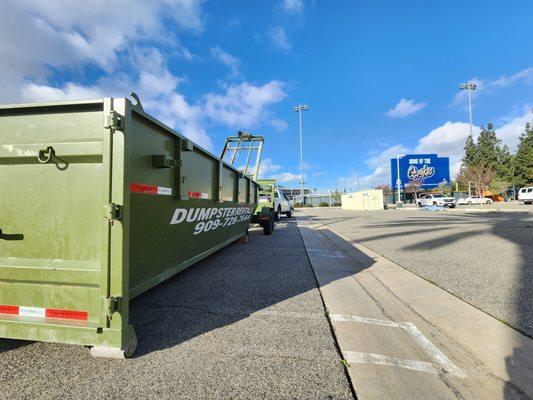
<box><xmin>417</xmin><ymin>202</ymin><xmax>422</xmax><ymax>207</ymax></box>
<box><xmin>487</xmin><ymin>199</ymin><xmax>493</xmax><ymax>204</ymax></box>
<box><xmin>433</xmin><ymin>201</ymin><xmax>437</xmax><ymax>206</ymax></box>
<box><xmin>263</xmin><ymin>210</ymin><xmax>275</xmax><ymax>235</ymax></box>
<box><xmin>286</xmin><ymin>210</ymin><xmax>292</xmax><ymax>218</ymax></box>
<box><xmin>467</xmin><ymin>201</ymin><xmax>472</xmax><ymax>205</ymax></box>
<box><xmin>275</xmin><ymin>206</ymin><xmax>281</xmax><ymax>221</ymax></box>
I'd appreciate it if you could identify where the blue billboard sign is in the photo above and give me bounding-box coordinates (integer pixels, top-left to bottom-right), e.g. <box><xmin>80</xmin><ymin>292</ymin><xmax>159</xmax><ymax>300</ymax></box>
<box><xmin>390</xmin><ymin>154</ymin><xmax>450</xmax><ymax>189</ymax></box>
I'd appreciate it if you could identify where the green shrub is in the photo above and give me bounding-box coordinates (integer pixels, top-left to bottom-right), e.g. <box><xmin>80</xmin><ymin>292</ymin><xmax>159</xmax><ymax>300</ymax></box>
<box><xmin>319</xmin><ymin>202</ymin><xmax>330</xmax><ymax>207</ymax></box>
<box><xmin>303</xmin><ymin>203</ymin><xmax>314</xmax><ymax>207</ymax></box>
<box><xmin>332</xmin><ymin>202</ymin><xmax>341</xmax><ymax>207</ymax></box>
<box><xmin>293</xmin><ymin>202</ymin><xmax>304</xmax><ymax>208</ymax></box>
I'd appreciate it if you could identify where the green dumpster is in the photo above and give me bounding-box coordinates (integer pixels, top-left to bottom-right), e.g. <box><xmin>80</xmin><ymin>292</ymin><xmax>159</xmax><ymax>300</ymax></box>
<box><xmin>0</xmin><ymin>97</ymin><xmax>258</xmax><ymax>357</ymax></box>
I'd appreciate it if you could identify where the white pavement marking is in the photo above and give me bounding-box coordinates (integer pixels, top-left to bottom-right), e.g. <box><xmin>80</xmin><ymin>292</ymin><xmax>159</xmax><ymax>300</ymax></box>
<box><xmin>330</xmin><ymin>314</ymin><xmax>465</xmax><ymax>378</ymax></box>
<box><xmin>330</xmin><ymin>314</ymin><xmax>400</xmax><ymax>327</ymax></box>
<box><xmin>398</xmin><ymin>322</ymin><xmax>466</xmax><ymax>378</ymax></box>
<box><xmin>345</xmin><ymin>351</ymin><xmax>438</xmax><ymax>374</ymax></box>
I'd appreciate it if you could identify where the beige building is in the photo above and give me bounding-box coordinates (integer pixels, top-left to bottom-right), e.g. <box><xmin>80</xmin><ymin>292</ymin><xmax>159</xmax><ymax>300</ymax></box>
<box><xmin>341</xmin><ymin>189</ymin><xmax>384</xmax><ymax>211</ymax></box>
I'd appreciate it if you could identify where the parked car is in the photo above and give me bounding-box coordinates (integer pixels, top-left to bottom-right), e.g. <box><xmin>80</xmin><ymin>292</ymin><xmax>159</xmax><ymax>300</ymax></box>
<box><xmin>518</xmin><ymin>187</ymin><xmax>533</xmax><ymax>204</ymax></box>
<box><xmin>457</xmin><ymin>196</ymin><xmax>494</xmax><ymax>205</ymax></box>
<box><xmin>273</xmin><ymin>189</ymin><xmax>293</xmax><ymax>219</ymax></box>
<box><xmin>417</xmin><ymin>194</ymin><xmax>456</xmax><ymax>208</ymax></box>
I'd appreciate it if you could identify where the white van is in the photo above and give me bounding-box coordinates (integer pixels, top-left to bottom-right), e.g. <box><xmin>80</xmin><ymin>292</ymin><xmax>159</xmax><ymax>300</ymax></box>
<box><xmin>518</xmin><ymin>187</ymin><xmax>533</xmax><ymax>204</ymax></box>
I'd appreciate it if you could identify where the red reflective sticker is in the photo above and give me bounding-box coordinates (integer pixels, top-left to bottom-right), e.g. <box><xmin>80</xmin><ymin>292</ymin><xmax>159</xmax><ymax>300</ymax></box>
<box><xmin>130</xmin><ymin>183</ymin><xmax>158</xmax><ymax>195</ymax></box>
<box><xmin>0</xmin><ymin>305</ymin><xmax>19</xmax><ymax>315</ymax></box>
<box><xmin>45</xmin><ymin>308</ymin><xmax>88</xmax><ymax>321</ymax></box>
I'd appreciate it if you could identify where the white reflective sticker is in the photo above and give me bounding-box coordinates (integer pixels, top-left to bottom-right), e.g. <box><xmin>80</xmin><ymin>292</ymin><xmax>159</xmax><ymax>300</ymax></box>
<box><xmin>157</xmin><ymin>186</ymin><xmax>172</xmax><ymax>196</ymax></box>
<box><xmin>19</xmin><ymin>306</ymin><xmax>45</xmax><ymax>318</ymax></box>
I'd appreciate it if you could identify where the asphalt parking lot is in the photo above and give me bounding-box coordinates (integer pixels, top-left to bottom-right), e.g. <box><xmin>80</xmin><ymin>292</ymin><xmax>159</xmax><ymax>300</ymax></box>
<box><xmin>300</xmin><ymin>207</ymin><xmax>533</xmax><ymax>338</ymax></box>
<box><xmin>0</xmin><ymin>219</ymin><xmax>353</xmax><ymax>400</ymax></box>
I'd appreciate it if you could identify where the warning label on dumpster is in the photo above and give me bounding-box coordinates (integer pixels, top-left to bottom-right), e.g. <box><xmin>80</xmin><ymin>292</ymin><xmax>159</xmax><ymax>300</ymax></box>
<box><xmin>170</xmin><ymin>206</ymin><xmax>254</xmax><ymax>235</ymax></box>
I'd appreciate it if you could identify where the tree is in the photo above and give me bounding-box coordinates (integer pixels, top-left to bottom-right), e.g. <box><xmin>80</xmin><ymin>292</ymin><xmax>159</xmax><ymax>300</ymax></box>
<box><xmin>331</xmin><ymin>190</ymin><xmax>341</xmax><ymax>203</ymax></box>
<box><xmin>513</xmin><ymin>123</ymin><xmax>533</xmax><ymax>187</ymax></box>
<box><xmin>374</xmin><ymin>184</ymin><xmax>391</xmax><ymax>192</ymax></box>
<box><xmin>490</xmin><ymin>177</ymin><xmax>510</xmax><ymax>196</ymax></box>
<box><xmin>405</xmin><ymin>178</ymin><xmax>423</xmax><ymax>202</ymax></box>
<box><xmin>496</xmin><ymin>144</ymin><xmax>514</xmax><ymax>184</ymax></box>
<box><xmin>475</xmin><ymin>123</ymin><xmax>501</xmax><ymax>169</ymax></box>
<box><xmin>460</xmin><ymin>122</ymin><xmax>515</xmax><ymax>195</ymax></box>
<box><xmin>462</xmin><ymin>134</ymin><xmax>477</xmax><ymax>167</ymax></box>
<box><xmin>435</xmin><ymin>181</ymin><xmax>452</xmax><ymax>196</ymax></box>
<box><xmin>463</xmin><ymin>163</ymin><xmax>495</xmax><ymax>200</ymax></box>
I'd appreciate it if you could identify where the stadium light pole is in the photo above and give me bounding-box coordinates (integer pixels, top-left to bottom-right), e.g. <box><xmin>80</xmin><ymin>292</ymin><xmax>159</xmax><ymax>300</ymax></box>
<box><xmin>293</xmin><ymin>104</ymin><xmax>309</xmax><ymax>204</ymax></box>
<box><xmin>396</xmin><ymin>154</ymin><xmax>405</xmax><ymax>205</ymax></box>
<box><xmin>459</xmin><ymin>82</ymin><xmax>476</xmax><ymax>137</ymax></box>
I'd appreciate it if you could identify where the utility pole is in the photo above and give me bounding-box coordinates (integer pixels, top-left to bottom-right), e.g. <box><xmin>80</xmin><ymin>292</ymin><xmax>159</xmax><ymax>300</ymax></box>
<box><xmin>293</xmin><ymin>104</ymin><xmax>309</xmax><ymax>204</ymax></box>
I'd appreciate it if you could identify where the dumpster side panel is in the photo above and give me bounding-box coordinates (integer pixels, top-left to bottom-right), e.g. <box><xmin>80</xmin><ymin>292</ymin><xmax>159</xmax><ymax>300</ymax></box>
<box><xmin>0</xmin><ymin>102</ymin><xmax>107</xmax><ymax>344</ymax></box>
<box><xmin>127</xmin><ymin>110</ymin><xmax>256</xmax><ymax>297</ymax></box>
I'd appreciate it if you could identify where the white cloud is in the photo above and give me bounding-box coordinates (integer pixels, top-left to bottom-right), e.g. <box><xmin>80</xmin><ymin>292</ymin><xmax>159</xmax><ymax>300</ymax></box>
<box><xmin>0</xmin><ymin>0</ymin><xmax>205</xmax><ymax>103</ymax></box>
<box><xmin>0</xmin><ymin>2</ymin><xmax>289</xmax><ymax>153</ymax></box>
<box><xmin>258</xmin><ymin>158</ymin><xmax>283</xmax><ymax>177</ymax></box>
<box><xmin>203</xmin><ymin>80</ymin><xmax>287</xmax><ymax>129</ymax></box>
<box><xmin>492</xmin><ymin>67</ymin><xmax>533</xmax><ymax>88</ymax></box>
<box><xmin>210</xmin><ymin>46</ymin><xmax>240</xmax><ymax>78</ymax></box>
<box><xmin>385</xmin><ymin>98</ymin><xmax>426</xmax><ymax>118</ymax></box>
<box><xmin>21</xmin><ymin>82</ymin><xmax>105</xmax><ymax>102</ymax></box>
<box><xmin>496</xmin><ymin>106</ymin><xmax>533</xmax><ymax>150</ymax></box>
<box><xmin>452</xmin><ymin>68</ymin><xmax>533</xmax><ymax>106</ymax></box>
<box><xmin>267</xmin><ymin>26</ymin><xmax>291</xmax><ymax>52</ymax></box>
<box><xmin>273</xmin><ymin>171</ymin><xmax>301</xmax><ymax>183</ymax></box>
<box><xmin>280</xmin><ymin>0</ymin><xmax>304</xmax><ymax>14</ymax></box>
<box><xmin>255</xmin><ymin>158</ymin><xmax>303</xmax><ymax>184</ymax></box>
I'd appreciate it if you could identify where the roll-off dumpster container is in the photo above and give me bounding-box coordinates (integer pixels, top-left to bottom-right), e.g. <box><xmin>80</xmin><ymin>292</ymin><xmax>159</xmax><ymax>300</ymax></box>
<box><xmin>0</xmin><ymin>97</ymin><xmax>258</xmax><ymax>357</ymax></box>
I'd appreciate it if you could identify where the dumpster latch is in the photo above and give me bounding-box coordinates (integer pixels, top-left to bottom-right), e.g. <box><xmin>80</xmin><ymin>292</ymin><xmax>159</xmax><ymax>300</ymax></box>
<box><xmin>104</xmin><ymin>203</ymin><xmax>122</xmax><ymax>224</ymax></box>
<box><xmin>104</xmin><ymin>111</ymin><xmax>124</xmax><ymax>131</ymax></box>
<box><xmin>104</xmin><ymin>297</ymin><xmax>120</xmax><ymax>321</ymax></box>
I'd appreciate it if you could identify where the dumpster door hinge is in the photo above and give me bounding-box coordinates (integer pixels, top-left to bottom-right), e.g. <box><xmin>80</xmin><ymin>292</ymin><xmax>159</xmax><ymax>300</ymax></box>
<box><xmin>104</xmin><ymin>297</ymin><xmax>120</xmax><ymax>321</ymax></box>
<box><xmin>104</xmin><ymin>203</ymin><xmax>122</xmax><ymax>224</ymax></box>
<box><xmin>104</xmin><ymin>111</ymin><xmax>124</xmax><ymax>131</ymax></box>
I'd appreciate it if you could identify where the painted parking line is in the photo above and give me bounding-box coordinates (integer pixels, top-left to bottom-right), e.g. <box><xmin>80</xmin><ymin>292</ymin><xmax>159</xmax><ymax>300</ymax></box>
<box><xmin>330</xmin><ymin>314</ymin><xmax>465</xmax><ymax>378</ymax></box>
<box><xmin>344</xmin><ymin>351</ymin><xmax>437</xmax><ymax>374</ymax></box>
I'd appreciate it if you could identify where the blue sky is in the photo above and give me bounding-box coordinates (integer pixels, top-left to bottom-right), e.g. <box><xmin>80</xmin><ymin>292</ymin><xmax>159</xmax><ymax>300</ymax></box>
<box><xmin>1</xmin><ymin>0</ymin><xmax>532</xmax><ymax>191</ymax></box>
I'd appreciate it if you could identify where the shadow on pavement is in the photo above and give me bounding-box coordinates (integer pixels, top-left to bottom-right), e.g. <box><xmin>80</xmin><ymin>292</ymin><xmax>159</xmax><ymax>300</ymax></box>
<box><xmin>127</xmin><ymin>218</ymin><xmax>365</xmax><ymax>359</ymax></box>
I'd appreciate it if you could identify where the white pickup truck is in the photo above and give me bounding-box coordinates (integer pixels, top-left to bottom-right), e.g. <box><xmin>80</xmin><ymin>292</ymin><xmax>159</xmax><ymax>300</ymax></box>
<box><xmin>416</xmin><ymin>194</ymin><xmax>457</xmax><ymax>208</ymax></box>
<box><xmin>273</xmin><ymin>189</ymin><xmax>293</xmax><ymax>220</ymax></box>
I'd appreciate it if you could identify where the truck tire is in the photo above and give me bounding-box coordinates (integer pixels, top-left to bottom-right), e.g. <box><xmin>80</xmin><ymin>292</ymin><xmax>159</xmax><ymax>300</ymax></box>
<box><xmin>275</xmin><ymin>206</ymin><xmax>281</xmax><ymax>221</ymax></box>
<box><xmin>286</xmin><ymin>210</ymin><xmax>292</xmax><ymax>218</ymax></box>
<box><xmin>417</xmin><ymin>202</ymin><xmax>422</xmax><ymax>207</ymax></box>
<box><xmin>263</xmin><ymin>210</ymin><xmax>275</xmax><ymax>235</ymax></box>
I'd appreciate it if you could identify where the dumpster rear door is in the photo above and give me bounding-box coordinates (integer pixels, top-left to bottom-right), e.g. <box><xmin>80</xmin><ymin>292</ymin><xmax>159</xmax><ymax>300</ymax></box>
<box><xmin>0</xmin><ymin>100</ymin><xmax>109</xmax><ymax>346</ymax></box>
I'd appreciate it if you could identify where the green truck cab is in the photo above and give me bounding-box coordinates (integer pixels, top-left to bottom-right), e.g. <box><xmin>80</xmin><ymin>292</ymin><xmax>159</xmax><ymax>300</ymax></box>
<box><xmin>251</xmin><ymin>179</ymin><xmax>276</xmax><ymax>235</ymax></box>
